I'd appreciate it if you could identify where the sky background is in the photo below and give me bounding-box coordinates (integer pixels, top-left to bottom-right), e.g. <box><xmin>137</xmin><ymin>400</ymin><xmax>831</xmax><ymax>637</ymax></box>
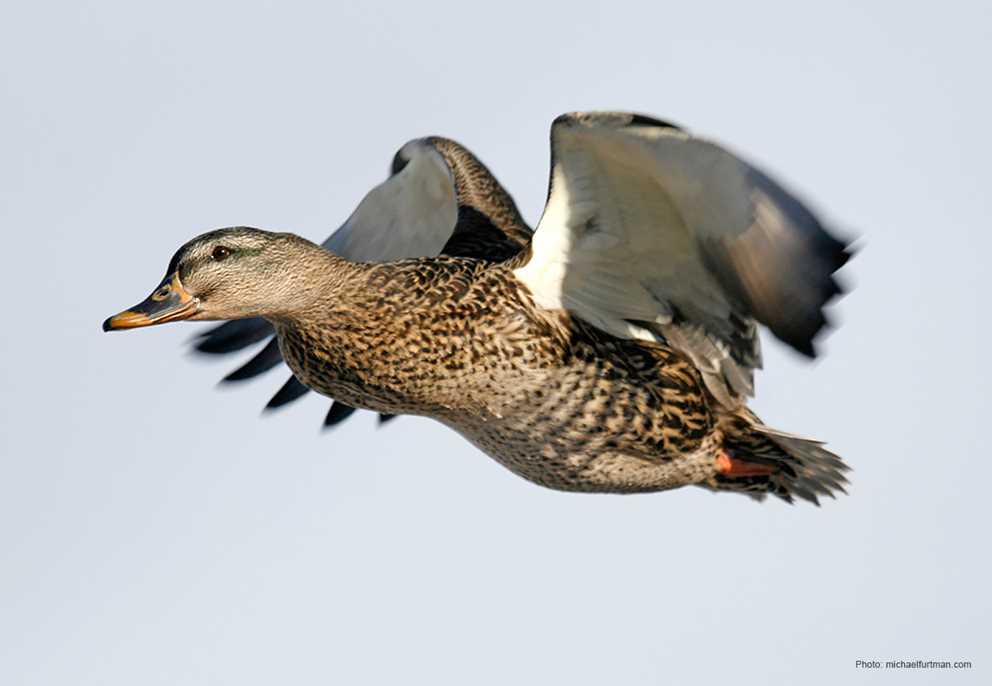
<box><xmin>2</xmin><ymin>1</ymin><xmax>989</xmax><ymax>684</ymax></box>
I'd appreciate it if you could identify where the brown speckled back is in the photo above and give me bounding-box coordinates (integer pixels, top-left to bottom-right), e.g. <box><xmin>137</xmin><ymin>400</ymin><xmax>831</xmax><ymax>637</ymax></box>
<box><xmin>274</xmin><ymin>255</ymin><xmax>724</xmax><ymax>493</ymax></box>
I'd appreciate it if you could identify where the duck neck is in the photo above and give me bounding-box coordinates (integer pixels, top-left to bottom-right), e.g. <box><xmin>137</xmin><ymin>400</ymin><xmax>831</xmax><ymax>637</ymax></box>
<box><xmin>265</xmin><ymin>253</ymin><xmax>407</xmax><ymax>411</ymax></box>
<box><xmin>260</xmin><ymin>246</ymin><xmax>371</xmax><ymax>325</ymax></box>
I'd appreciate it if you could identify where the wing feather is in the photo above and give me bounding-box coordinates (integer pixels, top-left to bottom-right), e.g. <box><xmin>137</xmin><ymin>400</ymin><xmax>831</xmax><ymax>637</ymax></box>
<box><xmin>322</xmin><ymin>142</ymin><xmax>458</xmax><ymax>261</ymax></box>
<box><xmin>515</xmin><ymin>112</ymin><xmax>850</xmax><ymax>404</ymax></box>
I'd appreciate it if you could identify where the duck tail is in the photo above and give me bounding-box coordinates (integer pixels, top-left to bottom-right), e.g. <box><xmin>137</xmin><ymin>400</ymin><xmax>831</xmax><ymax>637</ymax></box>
<box><xmin>705</xmin><ymin>411</ymin><xmax>850</xmax><ymax>505</ymax></box>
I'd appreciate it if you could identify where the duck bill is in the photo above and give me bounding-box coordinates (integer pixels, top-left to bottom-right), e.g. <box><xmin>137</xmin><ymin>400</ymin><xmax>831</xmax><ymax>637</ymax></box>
<box><xmin>103</xmin><ymin>273</ymin><xmax>200</xmax><ymax>331</ymax></box>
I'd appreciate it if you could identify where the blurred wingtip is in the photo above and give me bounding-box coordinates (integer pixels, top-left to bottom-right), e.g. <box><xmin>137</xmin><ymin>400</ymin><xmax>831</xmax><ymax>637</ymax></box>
<box><xmin>263</xmin><ymin>376</ymin><xmax>310</xmax><ymax>411</ymax></box>
<box><xmin>220</xmin><ymin>338</ymin><xmax>284</xmax><ymax>383</ymax></box>
<box><xmin>191</xmin><ymin>318</ymin><xmax>275</xmax><ymax>355</ymax></box>
<box><xmin>322</xmin><ymin>401</ymin><xmax>358</xmax><ymax>430</ymax></box>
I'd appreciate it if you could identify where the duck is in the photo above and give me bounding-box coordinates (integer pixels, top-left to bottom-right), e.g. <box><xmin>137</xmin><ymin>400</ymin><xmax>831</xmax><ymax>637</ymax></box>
<box><xmin>103</xmin><ymin>111</ymin><xmax>851</xmax><ymax>503</ymax></box>
<box><xmin>191</xmin><ymin>134</ymin><xmax>534</xmax><ymax>428</ymax></box>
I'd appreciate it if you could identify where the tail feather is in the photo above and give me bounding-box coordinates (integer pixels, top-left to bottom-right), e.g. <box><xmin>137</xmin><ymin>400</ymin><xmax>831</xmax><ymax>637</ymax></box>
<box><xmin>707</xmin><ymin>413</ymin><xmax>850</xmax><ymax>505</ymax></box>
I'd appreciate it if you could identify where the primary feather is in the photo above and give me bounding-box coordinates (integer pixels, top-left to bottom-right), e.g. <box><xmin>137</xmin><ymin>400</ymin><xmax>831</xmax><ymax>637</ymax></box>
<box><xmin>514</xmin><ymin>112</ymin><xmax>849</xmax><ymax>406</ymax></box>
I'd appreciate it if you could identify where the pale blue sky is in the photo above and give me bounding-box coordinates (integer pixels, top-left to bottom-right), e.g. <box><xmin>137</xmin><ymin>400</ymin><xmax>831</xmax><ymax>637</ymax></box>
<box><xmin>1</xmin><ymin>1</ymin><xmax>989</xmax><ymax>684</ymax></box>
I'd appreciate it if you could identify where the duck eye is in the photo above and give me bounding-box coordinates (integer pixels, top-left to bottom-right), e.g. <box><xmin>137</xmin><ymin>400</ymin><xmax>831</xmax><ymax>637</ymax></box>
<box><xmin>211</xmin><ymin>246</ymin><xmax>232</xmax><ymax>262</ymax></box>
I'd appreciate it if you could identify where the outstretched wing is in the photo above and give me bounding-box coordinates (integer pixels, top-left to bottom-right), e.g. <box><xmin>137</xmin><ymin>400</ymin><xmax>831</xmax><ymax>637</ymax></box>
<box><xmin>514</xmin><ymin>112</ymin><xmax>850</xmax><ymax>406</ymax></box>
<box><xmin>194</xmin><ymin>136</ymin><xmax>532</xmax><ymax>425</ymax></box>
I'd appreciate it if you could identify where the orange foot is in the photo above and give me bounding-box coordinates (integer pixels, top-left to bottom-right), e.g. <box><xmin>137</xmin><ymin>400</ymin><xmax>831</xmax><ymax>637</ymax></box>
<box><xmin>715</xmin><ymin>450</ymin><xmax>777</xmax><ymax>477</ymax></box>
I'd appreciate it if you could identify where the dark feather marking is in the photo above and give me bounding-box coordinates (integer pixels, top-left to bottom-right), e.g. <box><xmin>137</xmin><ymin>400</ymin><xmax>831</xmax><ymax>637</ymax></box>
<box><xmin>223</xmin><ymin>338</ymin><xmax>283</xmax><ymax>382</ymax></box>
<box><xmin>323</xmin><ymin>401</ymin><xmax>358</xmax><ymax>428</ymax></box>
<box><xmin>265</xmin><ymin>376</ymin><xmax>310</xmax><ymax>410</ymax></box>
<box><xmin>195</xmin><ymin>318</ymin><xmax>274</xmax><ymax>354</ymax></box>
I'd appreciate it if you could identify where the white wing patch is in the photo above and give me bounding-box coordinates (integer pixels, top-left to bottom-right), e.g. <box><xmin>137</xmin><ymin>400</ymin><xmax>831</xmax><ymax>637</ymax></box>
<box><xmin>515</xmin><ymin>112</ymin><xmax>849</xmax><ymax>406</ymax></box>
<box><xmin>515</xmin><ymin>122</ymin><xmax>729</xmax><ymax>343</ymax></box>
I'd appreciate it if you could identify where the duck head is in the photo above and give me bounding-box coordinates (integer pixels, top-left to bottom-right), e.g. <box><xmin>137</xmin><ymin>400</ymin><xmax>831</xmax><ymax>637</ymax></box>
<box><xmin>103</xmin><ymin>227</ymin><xmax>330</xmax><ymax>331</ymax></box>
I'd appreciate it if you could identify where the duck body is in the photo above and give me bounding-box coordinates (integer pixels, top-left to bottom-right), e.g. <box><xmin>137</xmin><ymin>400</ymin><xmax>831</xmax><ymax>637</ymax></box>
<box><xmin>272</xmin><ymin>249</ymin><xmax>724</xmax><ymax>493</ymax></box>
<box><xmin>104</xmin><ymin>112</ymin><xmax>851</xmax><ymax>504</ymax></box>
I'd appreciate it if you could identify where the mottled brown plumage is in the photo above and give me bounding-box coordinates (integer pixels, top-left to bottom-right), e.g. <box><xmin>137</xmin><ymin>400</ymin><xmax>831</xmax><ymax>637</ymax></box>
<box><xmin>104</xmin><ymin>112</ymin><xmax>851</xmax><ymax>504</ymax></box>
<box><xmin>105</xmin><ymin>228</ymin><xmax>843</xmax><ymax>500</ymax></box>
<box><xmin>193</xmin><ymin>135</ymin><xmax>533</xmax><ymax>425</ymax></box>
<box><xmin>271</xmin><ymin>249</ymin><xmax>715</xmax><ymax>492</ymax></box>
<box><xmin>427</xmin><ymin>136</ymin><xmax>533</xmax><ymax>253</ymax></box>
<box><xmin>269</xmin><ymin>243</ymin><xmax>844</xmax><ymax>497</ymax></box>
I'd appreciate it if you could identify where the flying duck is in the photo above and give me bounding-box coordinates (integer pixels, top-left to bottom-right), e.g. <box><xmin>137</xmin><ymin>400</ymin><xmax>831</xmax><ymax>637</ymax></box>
<box><xmin>104</xmin><ymin>112</ymin><xmax>851</xmax><ymax>503</ymax></box>
<box><xmin>192</xmin><ymin>134</ymin><xmax>533</xmax><ymax>428</ymax></box>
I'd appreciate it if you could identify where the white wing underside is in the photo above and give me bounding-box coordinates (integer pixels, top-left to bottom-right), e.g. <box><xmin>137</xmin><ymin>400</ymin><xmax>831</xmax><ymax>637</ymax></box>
<box><xmin>515</xmin><ymin>113</ymin><xmax>848</xmax><ymax>406</ymax></box>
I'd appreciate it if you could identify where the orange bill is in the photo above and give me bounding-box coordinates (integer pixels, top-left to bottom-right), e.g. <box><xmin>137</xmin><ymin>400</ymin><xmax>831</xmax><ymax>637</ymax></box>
<box><xmin>103</xmin><ymin>272</ymin><xmax>199</xmax><ymax>331</ymax></box>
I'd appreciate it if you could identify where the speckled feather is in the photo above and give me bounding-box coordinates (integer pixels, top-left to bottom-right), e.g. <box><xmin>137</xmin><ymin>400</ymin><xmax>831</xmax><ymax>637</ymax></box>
<box><xmin>269</xmin><ymin>251</ymin><xmax>842</xmax><ymax>497</ymax></box>
<box><xmin>193</xmin><ymin>136</ymin><xmax>533</xmax><ymax>423</ymax></box>
<box><xmin>123</xmin><ymin>112</ymin><xmax>852</xmax><ymax>503</ymax></box>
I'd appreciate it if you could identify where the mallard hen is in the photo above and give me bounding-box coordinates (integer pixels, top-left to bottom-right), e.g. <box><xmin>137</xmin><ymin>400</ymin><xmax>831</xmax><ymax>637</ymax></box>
<box><xmin>192</xmin><ymin>135</ymin><xmax>532</xmax><ymax>428</ymax></box>
<box><xmin>104</xmin><ymin>112</ymin><xmax>851</xmax><ymax>503</ymax></box>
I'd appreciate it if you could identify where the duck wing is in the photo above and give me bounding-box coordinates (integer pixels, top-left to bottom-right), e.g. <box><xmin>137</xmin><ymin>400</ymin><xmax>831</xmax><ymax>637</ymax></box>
<box><xmin>514</xmin><ymin>112</ymin><xmax>850</xmax><ymax>406</ymax></box>
<box><xmin>193</xmin><ymin>136</ymin><xmax>531</xmax><ymax>425</ymax></box>
<box><xmin>426</xmin><ymin>137</ymin><xmax>532</xmax><ymax>259</ymax></box>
